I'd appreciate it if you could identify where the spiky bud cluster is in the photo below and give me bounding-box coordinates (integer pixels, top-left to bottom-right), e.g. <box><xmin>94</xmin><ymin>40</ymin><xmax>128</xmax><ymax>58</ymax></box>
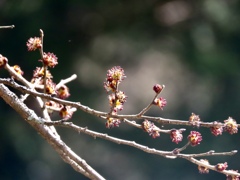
<box><xmin>170</xmin><ymin>129</ymin><xmax>183</xmax><ymax>144</ymax></box>
<box><xmin>153</xmin><ymin>97</ymin><xmax>167</xmax><ymax>110</ymax></box>
<box><xmin>224</xmin><ymin>117</ymin><xmax>238</xmax><ymax>135</ymax></box>
<box><xmin>142</xmin><ymin>119</ymin><xmax>160</xmax><ymax>138</ymax></box>
<box><xmin>188</xmin><ymin>131</ymin><xmax>202</xmax><ymax>146</ymax></box>
<box><xmin>189</xmin><ymin>113</ymin><xmax>201</xmax><ymax>127</ymax></box>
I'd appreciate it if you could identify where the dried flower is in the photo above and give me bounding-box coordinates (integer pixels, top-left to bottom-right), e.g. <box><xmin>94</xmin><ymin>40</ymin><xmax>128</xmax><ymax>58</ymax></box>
<box><xmin>142</xmin><ymin>119</ymin><xmax>160</xmax><ymax>138</ymax></box>
<box><xmin>198</xmin><ymin>159</ymin><xmax>210</xmax><ymax>174</ymax></box>
<box><xmin>153</xmin><ymin>84</ymin><xmax>165</xmax><ymax>94</ymax></box>
<box><xmin>41</xmin><ymin>52</ymin><xmax>58</xmax><ymax>68</ymax></box>
<box><xmin>153</xmin><ymin>97</ymin><xmax>167</xmax><ymax>110</ymax></box>
<box><xmin>188</xmin><ymin>131</ymin><xmax>202</xmax><ymax>146</ymax></box>
<box><xmin>59</xmin><ymin>106</ymin><xmax>74</xmax><ymax>120</ymax></box>
<box><xmin>0</xmin><ymin>54</ymin><xmax>8</xmax><ymax>68</ymax></box>
<box><xmin>56</xmin><ymin>85</ymin><xmax>70</xmax><ymax>99</ymax></box>
<box><xmin>224</xmin><ymin>117</ymin><xmax>238</xmax><ymax>134</ymax></box>
<box><xmin>170</xmin><ymin>129</ymin><xmax>183</xmax><ymax>144</ymax></box>
<box><xmin>26</xmin><ymin>37</ymin><xmax>42</xmax><ymax>51</ymax></box>
<box><xmin>189</xmin><ymin>113</ymin><xmax>201</xmax><ymax>127</ymax></box>
<box><xmin>216</xmin><ymin>162</ymin><xmax>228</xmax><ymax>171</ymax></box>
<box><xmin>226</xmin><ymin>170</ymin><xmax>240</xmax><ymax>180</ymax></box>
<box><xmin>210</xmin><ymin>121</ymin><xmax>223</xmax><ymax>136</ymax></box>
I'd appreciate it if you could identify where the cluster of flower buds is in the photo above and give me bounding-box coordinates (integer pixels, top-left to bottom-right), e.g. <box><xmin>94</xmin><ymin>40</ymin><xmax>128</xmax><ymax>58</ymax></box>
<box><xmin>170</xmin><ymin>129</ymin><xmax>183</xmax><ymax>144</ymax></box>
<box><xmin>142</xmin><ymin>119</ymin><xmax>160</xmax><ymax>138</ymax></box>
<box><xmin>189</xmin><ymin>113</ymin><xmax>201</xmax><ymax>127</ymax></box>
<box><xmin>198</xmin><ymin>159</ymin><xmax>210</xmax><ymax>174</ymax></box>
<box><xmin>188</xmin><ymin>131</ymin><xmax>202</xmax><ymax>146</ymax></box>
<box><xmin>26</xmin><ymin>36</ymin><xmax>73</xmax><ymax>120</ymax></box>
<box><xmin>104</xmin><ymin>66</ymin><xmax>127</xmax><ymax>128</ymax></box>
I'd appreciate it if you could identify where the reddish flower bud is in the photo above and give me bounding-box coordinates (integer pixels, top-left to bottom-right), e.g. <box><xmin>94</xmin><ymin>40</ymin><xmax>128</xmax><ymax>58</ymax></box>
<box><xmin>56</xmin><ymin>85</ymin><xmax>70</xmax><ymax>99</ymax></box>
<box><xmin>188</xmin><ymin>131</ymin><xmax>202</xmax><ymax>146</ymax></box>
<box><xmin>170</xmin><ymin>129</ymin><xmax>183</xmax><ymax>144</ymax></box>
<box><xmin>153</xmin><ymin>84</ymin><xmax>165</xmax><ymax>94</ymax></box>
<box><xmin>153</xmin><ymin>97</ymin><xmax>167</xmax><ymax>110</ymax></box>
<box><xmin>216</xmin><ymin>162</ymin><xmax>228</xmax><ymax>171</ymax></box>
<box><xmin>210</xmin><ymin>121</ymin><xmax>223</xmax><ymax>136</ymax></box>
<box><xmin>41</xmin><ymin>52</ymin><xmax>58</xmax><ymax>68</ymax></box>
<box><xmin>0</xmin><ymin>54</ymin><xmax>8</xmax><ymax>68</ymax></box>
<box><xmin>26</xmin><ymin>37</ymin><xmax>42</xmax><ymax>51</ymax></box>
<box><xmin>198</xmin><ymin>159</ymin><xmax>210</xmax><ymax>174</ymax></box>
<box><xmin>105</xmin><ymin>117</ymin><xmax>121</xmax><ymax>128</ymax></box>
<box><xmin>142</xmin><ymin>120</ymin><xmax>160</xmax><ymax>138</ymax></box>
<box><xmin>224</xmin><ymin>117</ymin><xmax>238</xmax><ymax>134</ymax></box>
<box><xmin>59</xmin><ymin>106</ymin><xmax>74</xmax><ymax>120</ymax></box>
<box><xmin>189</xmin><ymin>113</ymin><xmax>201</xmax><ymax>127</ymax></box>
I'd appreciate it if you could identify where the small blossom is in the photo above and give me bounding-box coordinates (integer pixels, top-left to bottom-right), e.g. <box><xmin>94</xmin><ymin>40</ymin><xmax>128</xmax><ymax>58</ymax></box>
<box><xmin>56</xmin><ymin>85</ymin><xmax>70</xmax><ymax>99</ymax></box>
<box><xmin>170</xmin><ymin>129</ymin><xmax>183</xmax><ymax>144</ymax></box>
<box><xmin>188</xmin><ymin>131</ymin><xmax>202</xmax><ymax>146</ymax></box>
<box><xmin>226</xmin><ymin>170</ymin><xmax>240</xmax><ymax>180</ymax></box>
<box><xmin>198</xmin><ymin>159</ymin><xmax>210</xmax><ymax>174</ymax></box>
<box><xmin>224</xmin><ymin>117</ymin><xmax>238</xmax><ymax>134</ymax></box>
<box><xmin>108</xmin><ymin>93</ymin><xmax>126</xmax><ymax>112</ymax></box>
<box><xmin>153</xmin><ymin>97</ymin><xmax>167</xmax><ymax>110</ymax></box>
<box><xmin>153</xmin><ymin>84</ymin><xmax>165</xmax><ymax>94</ymax></box>
<box><xmin>33</xmin><ymin>67</ymin><xmax>52</xmax><ymax>79</ymax></box>
<box><xmin>189</xmin><ymin>113</ymin><xmax>201</xmax><ymax>127</ymax></box>
<box><xmin>216</xmin><ymin>162</ymin><xmax>228</xmax><ymax>171</ymax></box>
<box><xmin>142</xmin><ymin>119</ymin><xmax>160</xmax><ymax>138</ymax></box>
<box><xmin>41</xmin><ymin>52</ymin><xmax>58</xmax><ymax>68</ymax></box>
<box><xmin>59</xmin><ymin>106</ymin><xmax>74</xmax><ymax>120</ymax></box>
<box><xmin>105</xmin><ymin>117</ymin><xmax>121</xmax><ymax>128</ymax></box>
<box><xmin>0</xmin><ymin>54</ymin><xmax>8</xmax><ymax>68</ymax></box>
<box><xmin>104</xmin><ymin>66</ymin><xmax>126</xmax><ymax>92</ymax></box>
<box><xmin>210</xmin><ymin>121</ymin><xmax>223</xmax><ymax>136</ymax></box>
<box><xmin>26</xmin><ymin>37</ymin><xmax>42</xmax><ymax>51</ymax></box>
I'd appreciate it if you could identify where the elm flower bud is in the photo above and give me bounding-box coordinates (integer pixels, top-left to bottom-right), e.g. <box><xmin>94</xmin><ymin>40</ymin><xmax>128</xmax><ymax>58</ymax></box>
<box><xmin>104</xmin><ymin>66</ymin><xmax>126</xmax><ymax>92</ymax></box>
<box><xmin>59</xmin><ymin>106</ymin><xmax>74</xmax><ymax>120</ymax></box>
<box><xmin>198</xmin><ymin>159</ymin><xmax>210</xmax><ymax>174</ymax></box>
<box><xmin>188</xmin><ymin>131</ymin><xmax>202</xmax><ymax>146</ymax></box>
<box><xmin>224</xmin><ymin>117</ymin><xmax>238</xmax><ymax>134</ymax></box>
<box><xmin>153</xmin><ymin>84</ymin><xmax>165</xmax><ymax>94</ymax></box>
<box><xmin>41</xmin><ymin>52</ymin><xmax>58</xmax><ymax>68</ymax></box>
<box><xmin>56</xmin><ymin>85</ymin><xmax>70</xmax><ymax>99</ymax></box>
<box><xmin>26</xmin><ymin>37</ymin><xmax>42</xmax><ymax>51</ymax></box>
<box><xmin>189</xmin><ymin>113</ymin><xmax>201</xmax><ymax>127</ymax></box>
<box><xmin>105</xmin><ymin>117</ymin><xmax>121</xmax><ymax>129</ymax></box>
<box><xmin>170</xmin><ymin>129</ymin><xmax>183</xmax><ymax>144</ymax></box>
<box><xmin>210</xmin><ymin>121</ymin><xmax>223</xmax><ymax>136</ymax></box>
<box><xmin>216</xmin><ymin>162</ymin><xmax>228</xmax><ymax>171</ymax></box>
<box><xmin>153</xmin><ymin>97</ymin><xmax>167</xmax><ymax>110</ymax></box>
<box><xmin>142</xmin><ymin>119</ymin><xmax>160</xmax><ymax>138</ymax></box>
<box><xmin>0</xmin><ymin>54</ymin><xmax>8</xmax><ymax>68</ymax></box>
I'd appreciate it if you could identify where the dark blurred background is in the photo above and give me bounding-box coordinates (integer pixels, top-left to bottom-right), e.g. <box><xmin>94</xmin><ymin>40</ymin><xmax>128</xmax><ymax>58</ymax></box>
<box><xmin>1</xmin><ymin>0</ymin><xmax>240</xmax><ymax>179</ymax></box>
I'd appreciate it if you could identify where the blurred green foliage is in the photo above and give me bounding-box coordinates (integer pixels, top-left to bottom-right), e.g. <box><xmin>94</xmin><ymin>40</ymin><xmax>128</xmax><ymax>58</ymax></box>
<box><xmin>1</xmin><ymin>0</ymin><xmax>240</xmax><ymax>179</ymax></box>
